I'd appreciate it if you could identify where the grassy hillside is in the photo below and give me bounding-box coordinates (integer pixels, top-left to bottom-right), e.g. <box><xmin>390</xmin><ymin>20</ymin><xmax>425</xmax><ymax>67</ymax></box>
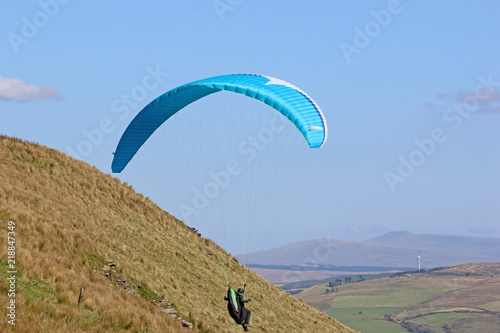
<box><xmin>0</xmin><ymin>135</ymin><xmax>354</xmax><ymax>333</ymax></box>
<box><xmin>297</xmin><ymin>262</ymin><xmax>500</xmax><ymax>333</ymax></box>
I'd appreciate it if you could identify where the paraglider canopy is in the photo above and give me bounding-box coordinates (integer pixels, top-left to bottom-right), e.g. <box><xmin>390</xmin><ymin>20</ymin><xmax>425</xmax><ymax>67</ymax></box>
<box><xmin>111</xmin><ymin>74</ymin><xmax>327</xmax><ymax>173</ymax></box>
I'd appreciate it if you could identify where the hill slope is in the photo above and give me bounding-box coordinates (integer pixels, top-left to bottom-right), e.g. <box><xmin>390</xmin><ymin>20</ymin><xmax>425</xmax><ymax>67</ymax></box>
<box><xmin>240</xmin><ymin>233</ymin><xmax>500</xmax><ymax>277</ymax></box>
<box><xmin>0</xmin><ymin>135</ymin><xmax>353</xmax><ymax>333</ymax></box>
<box><xmin>366</xmin><ymin>231</ymin><xmax>500</xmax><ymax>257</ymax></box>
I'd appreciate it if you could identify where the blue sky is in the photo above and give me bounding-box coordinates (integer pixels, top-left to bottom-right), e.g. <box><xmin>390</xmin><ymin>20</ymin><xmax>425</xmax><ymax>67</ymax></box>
<box><xmin>1</xmin><ymin>0</ymin><xmax>499</xmax><ymax>254</ymax></box>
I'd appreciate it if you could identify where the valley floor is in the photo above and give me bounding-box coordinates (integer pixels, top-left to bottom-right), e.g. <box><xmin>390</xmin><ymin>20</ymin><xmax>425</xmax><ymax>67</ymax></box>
<box><xmin>296</xmin><ymin>263</ymin><xmax>500</xmax><ymax>333</ymax></box>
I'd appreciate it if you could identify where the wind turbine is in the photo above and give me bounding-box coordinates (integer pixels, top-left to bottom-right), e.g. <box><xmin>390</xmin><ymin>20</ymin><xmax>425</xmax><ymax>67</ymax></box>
<box><xmin>416</xmin><ymin>250</ymin><xmax>423</xmax><ymax>270</ymax></box>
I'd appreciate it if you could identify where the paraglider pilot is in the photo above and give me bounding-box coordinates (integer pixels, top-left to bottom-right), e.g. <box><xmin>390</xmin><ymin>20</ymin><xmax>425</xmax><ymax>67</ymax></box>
<box><xmin>224</xmin><ymin>285</ymin><xmax>252</xmax><ymax>331</ymax></box>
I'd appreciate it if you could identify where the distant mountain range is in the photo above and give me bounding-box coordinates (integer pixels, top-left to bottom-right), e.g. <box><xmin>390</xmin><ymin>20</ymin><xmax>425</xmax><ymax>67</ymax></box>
<box><xmin>239</xmin><ymin>231</ymin><xmax>500</xmax><ymax>270</ymax></box>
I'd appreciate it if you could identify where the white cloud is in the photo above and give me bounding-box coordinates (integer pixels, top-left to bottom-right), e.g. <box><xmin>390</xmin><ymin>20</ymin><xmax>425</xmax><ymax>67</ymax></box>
<box><xmin>0</xmin><ymin>76</ymin><xmax>61</xmax><ymax>102</ymax></box>
<box><xmin>425</xmin><ymin>87</ymin><xmax>500</xmax><ymax>114</ymax></box>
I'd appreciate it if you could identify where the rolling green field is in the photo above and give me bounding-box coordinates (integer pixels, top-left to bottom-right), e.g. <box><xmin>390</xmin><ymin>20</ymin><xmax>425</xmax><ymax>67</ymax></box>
<box><xmin>327</xmin><ymin>308</ymin><xmax>408</xmax><ymax>333</ymax></box>
<box><xmin>410</xmin><ymin>312</ymin><xmax>476</xmax><ymax>326</ymax></box>
<box><xmin>328</xmin><ymin>276</ymin><xmax>460</xmax><ymax>312</ymax></box>
<box><xmin>297</xmin><ymin>264</ymin><xmax>500</xmax><ymax>333</ymax></box>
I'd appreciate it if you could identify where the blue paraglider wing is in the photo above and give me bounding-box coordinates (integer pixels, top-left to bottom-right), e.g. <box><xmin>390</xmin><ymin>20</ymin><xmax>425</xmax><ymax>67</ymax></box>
<box><xmin>112</xmin><ymin>74</ymin><xmax>327</xmax><ymax>173</ymax></box>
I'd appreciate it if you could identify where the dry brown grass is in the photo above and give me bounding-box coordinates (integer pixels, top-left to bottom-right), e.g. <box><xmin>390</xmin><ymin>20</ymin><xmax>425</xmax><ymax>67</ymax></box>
<box><xmin>0</xmin><ymin>135</ymin><xmax>354</xmax><ymax>332</ymax></box>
